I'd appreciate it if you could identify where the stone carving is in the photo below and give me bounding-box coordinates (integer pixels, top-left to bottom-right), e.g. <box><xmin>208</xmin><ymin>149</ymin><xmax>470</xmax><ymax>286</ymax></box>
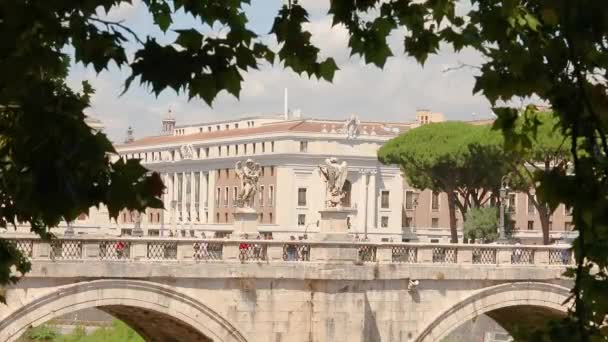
<box><xmin>180</xmin><ymin>144</ymin><xmax>195</xmax><ymax>160</ymax></box>
<box><xmin>318</xmin><ymin>157</ymin><xmax>349</xmax><ymax>208</ymax></box>
<box><xmin>343</xmin><ymin>114</ymin><xmax>360</xmax><ymax>139</ymax></box>
<box><xmin>235</xmin><ymin>159</ymin><xmax>261</xmax><ymax>208</ymax></box>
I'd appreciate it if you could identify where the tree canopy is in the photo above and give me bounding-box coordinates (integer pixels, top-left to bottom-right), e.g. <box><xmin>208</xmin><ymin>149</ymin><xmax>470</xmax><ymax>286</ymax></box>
<box><xmin>508</xmin><ymin>110</ymin><xmax>571</xmax><ymax>245</ymax></box>
<box><xmin>1</xmin><ymin>0</ymin><xmax>608</xmax><ymax>339</ymax></box>
<box><xmin>378</xmin><ymin>121</ymin><xmax>509</xmax><ymax>242</ymax></box>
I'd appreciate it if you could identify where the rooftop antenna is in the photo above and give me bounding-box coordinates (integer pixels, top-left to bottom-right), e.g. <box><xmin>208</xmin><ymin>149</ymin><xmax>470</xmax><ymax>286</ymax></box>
<box><xmin>284</xmin><ymin>88</ymin><xmax>289</xmax><ymax>120</ymax></box>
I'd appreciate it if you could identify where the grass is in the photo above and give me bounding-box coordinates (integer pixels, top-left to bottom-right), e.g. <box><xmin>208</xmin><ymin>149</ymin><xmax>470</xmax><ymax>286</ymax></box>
<box><xmin>19</xmin><ymin>320</ymin><xmax>144</xmax><ymax>342</ymax></box>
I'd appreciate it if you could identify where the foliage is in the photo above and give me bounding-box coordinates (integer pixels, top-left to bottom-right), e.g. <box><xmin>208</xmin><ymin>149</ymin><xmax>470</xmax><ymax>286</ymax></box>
<box><xmin>508</xmin><ymin>110</ymin><xmax>571</xmax><ymax>244</ymax></box>
<box><xmin>378</xmin><ymin>122</ymin><xmax>510</xmax><ymax>242</ymax></box>
<box><xmin>1</xmin><ymin>0</ymin><xmax>607</xmax><ymax>339</ymax></box>
<box><xmin>25</xmin><ymin>325</ymin><xmax>58</xmax><ymax>341</ymax></box>
<box><xmin>463</xmin><ymin>207</ymin><xmax>513</xmax><ymax>243</ymax></box>
<box><xmin>19</xmin><ymin>320</ymin><xmax>143</xmax><ymax>342</ymax></box>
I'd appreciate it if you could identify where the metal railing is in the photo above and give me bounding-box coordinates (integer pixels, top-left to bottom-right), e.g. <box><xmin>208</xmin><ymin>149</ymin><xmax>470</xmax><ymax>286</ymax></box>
<box><xmin>0</xmin><ymin>236</ymin><xmax>574</xmax><ymax>266</ymax></box>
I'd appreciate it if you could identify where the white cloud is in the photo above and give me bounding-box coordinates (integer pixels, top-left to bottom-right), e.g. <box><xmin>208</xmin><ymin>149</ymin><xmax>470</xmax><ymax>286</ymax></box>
<box><xmin>68</xmin><ymin>4</ymin><xmax>492</xmax><ymax>142</ymax></box>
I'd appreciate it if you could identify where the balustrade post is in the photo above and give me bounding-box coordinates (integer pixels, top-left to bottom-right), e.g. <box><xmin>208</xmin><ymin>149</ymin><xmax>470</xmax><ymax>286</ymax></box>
<box><xmin>459</xmin><ymin>247</ymin><xmax>473</xmax><ymax>264</ymax></box>
<box><xmin>131</xmin><ymin>240</ymin><xmax>148</xmax><ymax>261</ymax></box>
<box><xmin>177</xmin><ymin>241</ymin><xmax>195</xmax><ymax>261</ymax></box>
<box><xmin>376</xmin><ymin>245</ymin><xmax>393</xmax><ymax>263</ymax></box>
<box><xmin>497</xmin><ymin>248</ymin><xmax>513</xmax><ymax>265</ymax></box>
<box><xmin>223</xmin><ymin>242</ymin><xmax>240</xmax><ymax>262</ymax></box>
<box><xmin>33</xmin><ymin>240</ymin><xmax>51</xmax><ymax>260</ymax></box>
<box><xmin>418</xmin><ymin>246</ymin><xmax>434</xmax><ymax>263</ymax></box>
<box><xmin>83</xmin><ymin>241</ymin><xmax>100</xmax><ymax>260</ymax></box>
<box><xmin>535</xmin><ymin>249</ymin><xmax>550</xmax><ymax>265</ymax></box>
<box><xmin>266</xmin><ymin>244</ymin><xmax>283</xmax><ymax>262</ymax></box>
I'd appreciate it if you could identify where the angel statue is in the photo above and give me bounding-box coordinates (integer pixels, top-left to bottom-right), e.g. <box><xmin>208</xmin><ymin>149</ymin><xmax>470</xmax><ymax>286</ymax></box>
<box><xmin>318</xmin><ymin>157</ymin><xmax>348</xmax><ymax>208</ymax></box>
<box><xmin>235</xmin><ymin>159</ymin><xmax>261</xmax><ymax>208</ymax></box>
<box><xmin>343</xmin><ymin>114</ymin><xmax>360</xmax><ymax>139</ymax></box>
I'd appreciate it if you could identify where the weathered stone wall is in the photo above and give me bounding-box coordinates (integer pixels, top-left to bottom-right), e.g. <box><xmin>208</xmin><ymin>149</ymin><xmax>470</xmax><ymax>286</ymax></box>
<box><xmin>0</xmin><ymin>260</ymin><xmax>572</xmax><ymax>342</ymax></box>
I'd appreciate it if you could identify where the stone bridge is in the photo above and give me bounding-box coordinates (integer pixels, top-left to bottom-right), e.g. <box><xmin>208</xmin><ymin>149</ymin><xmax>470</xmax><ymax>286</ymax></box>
<box><xmin>0</xmin><ymin>236</ymin><xmax>573</xmax><ymax>342</ymax></box>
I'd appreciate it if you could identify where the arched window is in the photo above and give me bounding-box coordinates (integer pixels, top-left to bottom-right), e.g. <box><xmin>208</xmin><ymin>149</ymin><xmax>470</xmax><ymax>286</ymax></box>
<box><xmin>341</xmin><ymin>180</ymin><xmax>352</xmax><ymax>207</ymax></box>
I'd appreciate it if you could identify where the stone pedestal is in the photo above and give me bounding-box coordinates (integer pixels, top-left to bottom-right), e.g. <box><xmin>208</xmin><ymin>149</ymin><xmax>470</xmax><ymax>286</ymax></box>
<box><xmin>313</xmin><ymin>207</ymin><xmax>357</xmax><ymax>262</ymax></box>
<box><xmin>316</xmin><ymin>208</ymin><xmax>357</xmax><ymax>241</ymax></box>
<box><xmin>232</xmin><ymin>208</ymin><xmax>258</xmax><ymax>238</ymax></box>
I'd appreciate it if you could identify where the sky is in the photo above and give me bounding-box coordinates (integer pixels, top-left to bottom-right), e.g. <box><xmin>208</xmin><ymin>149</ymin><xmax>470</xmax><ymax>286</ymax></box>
<box><xmin>67</xmin><ymin>0</ymin><xmax>493</xmax><ymax>143</ymax></box>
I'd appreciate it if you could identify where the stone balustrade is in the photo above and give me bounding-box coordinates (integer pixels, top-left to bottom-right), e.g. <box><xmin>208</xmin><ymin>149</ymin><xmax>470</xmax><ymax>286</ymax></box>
<box><xmin>1</xmin><ymin>236</ymin><xmax>574</xmax><ymax>266</ymax></box>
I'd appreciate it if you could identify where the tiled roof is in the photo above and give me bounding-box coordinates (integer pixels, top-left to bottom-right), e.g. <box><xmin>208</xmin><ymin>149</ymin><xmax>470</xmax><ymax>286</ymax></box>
<box><xmin>116</xmin><ymin>119</ymin><xmax>409</xmax><ymax>149</ymax></box>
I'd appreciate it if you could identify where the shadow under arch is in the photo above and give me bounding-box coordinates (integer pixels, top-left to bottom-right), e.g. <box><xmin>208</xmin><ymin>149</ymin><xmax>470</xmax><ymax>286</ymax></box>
<box><xmin>0</xmin><ymin>279</ymin><xmax>247</xmax><ymax>342</ymax></box>
<box><xmin>415</xmin><ymin>282</ymin><xmax>570</xmax><ymax>342</ymax></box>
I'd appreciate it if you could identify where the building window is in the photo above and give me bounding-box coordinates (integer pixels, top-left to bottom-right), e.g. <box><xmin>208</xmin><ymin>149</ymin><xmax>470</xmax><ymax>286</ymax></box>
<box><xmin>271</xmin><ymin>166</ymin><xmax>275</xmax><ymax>176</ymax></box>
<box><xmin>381</xmin><ymin>191</ymin><xmax>390</xmax><ymax>209</ymax></box>
<box><xmin>224</xmin><ymin>186</ymin><xmax>229</xmax><ymax>207</ymax></box>
<box><xmin>260</xmin><ymin>185</ymin><xmax>265</xmax><ymax>206</ymax></box>
<box><xmin>431</xmin><ymin>192</ymin><xmax>439</xmax><ymax>211</ymax></box>
<box><xmin>527</xmin><ymin>220</ymin><xmax>534</xmax><ymax>230</ymax></box>
<box><xmin>271</xmin><ymin>141</ymin><xmax>275</xmax><ymax>152</ymax></box>
<box><xmin>218</xmin><ymin>146</ymin><xmax>222</xmax><ymax>156</ymax></box>
<box><xmin>528</xmin><ymin>195</ymin><xmax>536</xmax><ymax>214</ymax></box>
<box><xmin>405</xmin><ymin>191</ymin><xmax>415</xmax><ymax>210</ymax></box>
<box><xmin>269</xmin><ymin>186</ymin><xmax>274</xmax><ymax>205</ymax></box>
<box><xmin>300</xmin><ymin>141</ymin><xmax>308</xmax><ymax>152</ymax></box>
<box><xmin>244</xmin><ymin>144</ymin><xmax>248</xmax><ymax>154</ymax></box>
<box><xmin>298</xmin><ymin>214</ymin><xmax>306</xmax><ymax>226</ymax></box>
<box><xmin>508</xmin><ymin>193</ymin><xmax>516</xmax><ymax>212</ymax></box>
<box><xmin>148</xmin><ymin>229</ymin><xmax>160</xmax><ymax>237</ymax></box>
<box><xmin>225</xmin><ymin>213</ymin><xmax>228</xmax><ymax>223</ymax></box>
<box><xmin>207</xmin><ymin>126</ymin><xmax>211</xmax><ymax>132</ymax></box>
<box><xmin>298</xmin><ymin>188</ymin><xmax>307</xmax><ymax>206</ymax></box>
<box><xmin>269</xmin><ymin>212</ymin><xmax>273</xmax><ymax>223</ymax></box>
<box><xmin>259</xmin><ymin>213</ymin><xmax>264</xmax><ymax>223</ymax></box>
<box><xmin>549</xmin><ymin>221</ymin><xmax>553</xmax><ymax>231</ymax></box>
<box><xmin>405</xmin><ymin>217</ymin><xmax>413</xmax><ymax>228</ymax></box>
<box><xmin>215</xmin><ymin>187</ymin><xmax>220</xmax><ymax>206</ymax></box>
<box><xmin>216</xmin><ymin>125</ymin><xmax>220</xmax><ymax>131</ymax></box>
<box><xmin>233</xmin><ymin>186</ymin><xmax>238</xmax><ymax>207</ymax></box>
<box><xmin>225</xmin><ymin>168</ymin><xmax>229</xmax><ymax>177</ymax></box>
<box><xmin>235</xmin><ymin>123</ymin><xmax>239</xmax><ymax>129</ymax></box>
<box><xmin>235</xmin><ymin>145</ymin><xmax>238</xmax><ymax>155</ymax></box>
<box><xmin>253</xmin><ymin>143</ymin><xmax>256</xmax><ymax>154</ymax></box>
<box><xmin>225</xmin><ymin>124</ymin><xmax>229</xmax><ymax>130</ymax></box>
<box><xmin>431</xmin><ymin>218</ymin><xmax>439</xmax><ymax>228</ymax></box>
<box><xmin>216</xmin><ymin>212</ymin><xmax>219</xmax><ymax>223</ymax></box>
<box><xmin>381</xmin><ymin>216</ymin><xmax>389</xmax><ymax>228</ymax></box>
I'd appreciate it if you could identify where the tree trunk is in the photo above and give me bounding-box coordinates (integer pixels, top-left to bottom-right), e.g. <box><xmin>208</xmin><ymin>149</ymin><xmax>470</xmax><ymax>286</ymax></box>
<box><xmin>538</xmin><ymin>206</ymin><xmax>551</xmax><ymax>245</ymax></box>
<box><xmin>447</xmin><ymin>191</ymin><xmax>459</xmax><ymax>243</ymax></box>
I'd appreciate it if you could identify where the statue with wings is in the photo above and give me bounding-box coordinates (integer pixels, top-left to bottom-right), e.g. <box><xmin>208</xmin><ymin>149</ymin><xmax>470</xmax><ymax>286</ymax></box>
<box><xmin>318</xmin><ymin>157</ymin><xmax>349</xmax><ymax>208</ymax></box>
<box><xmin>235</xmin><ymin>159</ymin><xmax>261</xmax><ymax>208</ymax></box>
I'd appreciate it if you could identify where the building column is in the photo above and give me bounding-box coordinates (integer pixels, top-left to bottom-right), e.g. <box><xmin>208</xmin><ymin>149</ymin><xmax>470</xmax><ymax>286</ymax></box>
<box><xmin>357</xmin><ymin>170</ymin><xmax>368</xmax><ymax>236</ymax></box>
<box><xmin>190</xmin><ymin>171</ymin><xmax>196</xmax><ymax>222</ymax></box>
<box><xmin>208</xmin><ymin>170</ymin><xmax>216</xmax><ymax>223</ymax></box>
<box><xmin>368</xmin><ymin>170</ymin><xmax>377</xmax><ymax>230</ymax></box>
<box><xmin>171</xmin><ymin>173</ymin><xmax>177</xmax><ymax>230</ymax></box>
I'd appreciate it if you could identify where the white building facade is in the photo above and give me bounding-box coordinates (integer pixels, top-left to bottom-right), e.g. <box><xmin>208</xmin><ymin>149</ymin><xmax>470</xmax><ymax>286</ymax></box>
<box><xmin>62</xmin><ymin>111</ymin><xmax>574</xmax><ymax>243</ymax></box>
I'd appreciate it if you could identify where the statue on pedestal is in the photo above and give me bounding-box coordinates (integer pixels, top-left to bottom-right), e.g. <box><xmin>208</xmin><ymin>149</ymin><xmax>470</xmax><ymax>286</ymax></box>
<box><xmin>235</xmin><ymin>159</ymin><xmax>261</xmax><ymax>208</ymax></box>
<box><xmin>318</xmin><ymin>157</ymin><xmax>348</xmax><ymax>208</ymax></box>
<box><xmin>343</xmin><ymin>114</ymin><xmax>360</xmax><ymax>139</ymax></box>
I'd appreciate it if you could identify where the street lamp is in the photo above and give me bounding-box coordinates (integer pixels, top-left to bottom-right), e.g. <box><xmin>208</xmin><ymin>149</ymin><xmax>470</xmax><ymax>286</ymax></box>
<box><xmin>411</xmin><ymin>193</ymin><xmax>420</xmax><ymax>240</ymax></box>
<box><xmin>498</xmin><ymin>176</ymin><xmax>509</xmax><ymax>243</ymax></box>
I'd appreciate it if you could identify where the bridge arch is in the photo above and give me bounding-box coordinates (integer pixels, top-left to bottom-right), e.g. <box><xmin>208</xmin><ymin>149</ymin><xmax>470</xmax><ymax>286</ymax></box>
<box><xmin>415</xmin><ymin>282</ymin><xmax>570</xmax><ymax>342</ymax></box>
<box><xmin>0</xmin><ymin>279</ymin><xmax>247</xmax><ymax>342</ymax></box>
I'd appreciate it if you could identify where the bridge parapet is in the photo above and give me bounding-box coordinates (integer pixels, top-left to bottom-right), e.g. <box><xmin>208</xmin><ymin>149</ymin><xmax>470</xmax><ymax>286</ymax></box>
<box><xmin>2</xmin><ymin>236</ymin><xmax>574</xmax><ymax>267</ymax></box>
